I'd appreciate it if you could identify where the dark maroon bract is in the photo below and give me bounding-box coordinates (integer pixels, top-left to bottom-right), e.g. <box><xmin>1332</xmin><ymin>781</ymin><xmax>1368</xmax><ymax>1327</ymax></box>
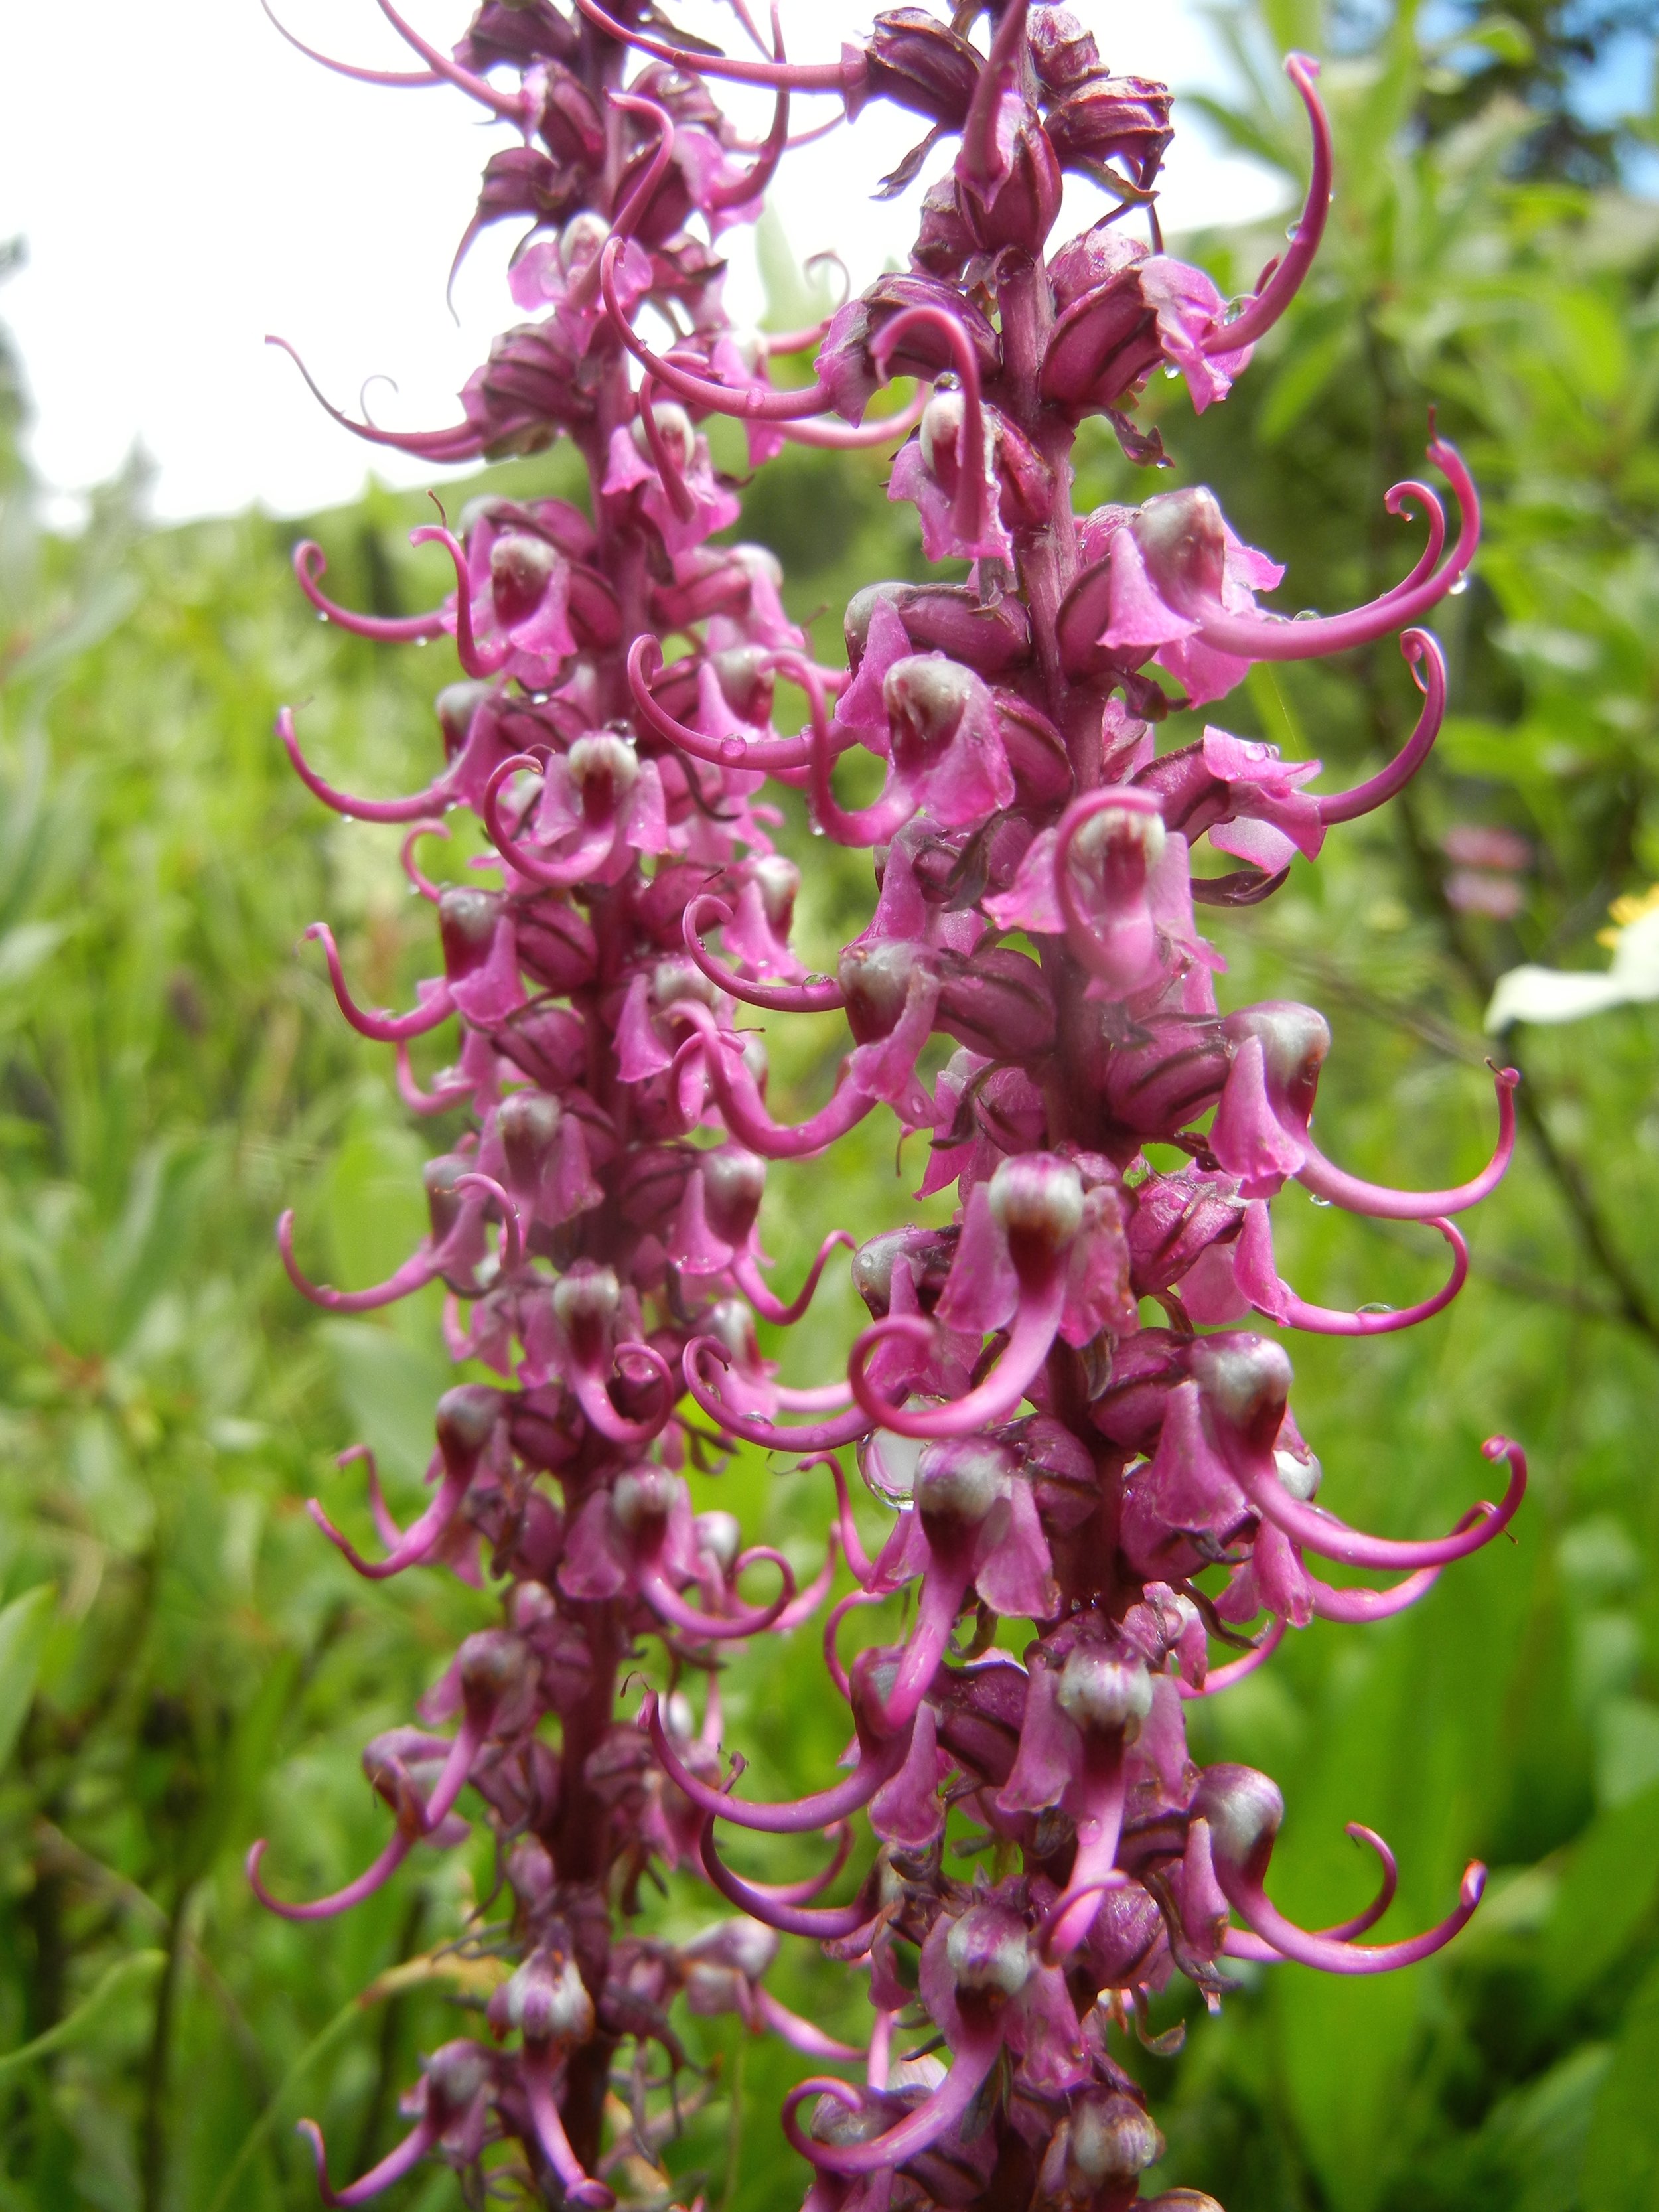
<box><xmin>257</xmin><ymin>5</ymin><xmax>1523</xmax><ymax>2206</ymax></box>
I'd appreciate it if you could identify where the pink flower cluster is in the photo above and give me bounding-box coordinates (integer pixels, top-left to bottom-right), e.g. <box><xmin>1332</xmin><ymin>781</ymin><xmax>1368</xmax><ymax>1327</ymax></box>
<box><xmin>256</xmin><ymin>5</ymin><xmax>1526</xmax><ymax>2206</ymax></box>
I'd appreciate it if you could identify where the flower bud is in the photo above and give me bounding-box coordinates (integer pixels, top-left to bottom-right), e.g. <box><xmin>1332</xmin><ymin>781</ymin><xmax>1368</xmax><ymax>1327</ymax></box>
<box><xmin>1133</xmin><ymin>487</ymin><xmax>1230</xmax><ymax>617</ymax></box>
<box><xmin>631</xmin><ymin>400</ymin><xmax>697</xmax><ymax>475</ymax></box>
<box><xmin>558</xmin><ymin>209</ymin><xmax>609</xmax><ymax>274</ymax></box>
<box><xmin>945</xmin><ymin>1901</ymin><xmax>1033</xmax><ymax>2001</ymax></box>
<box><xmin>498</xmin><ymin>1088</ymin><xmax>562</xmax><ymax>1190</ymax></box>
<box><xmin>694</xmin><ymin>1508</ymin><xmax>742</xmax><ymax>1573</ymax></box>
<box><xmin>1222</xmin><ymin>1002</ymin><xmax>1330</xmax><ymax>1132</ymax></box>
<box><xmin>884</xmin><ymin>652</ymin><xmax>977</xmax><ymax>767</ymax></box>
<box><xmin>552</xmin><ymin>1261</ymin><xmax>622</xmax><ymax>1336</ymax></box>
<box><xmin>749</xmin><ymin>854</ymin><xmax>800</xmax><ymax>933</ymax></box>
<box><xmin>839</xmin><ymin>939</ymin><xmax>932</xmax><ymax>1043</ymax></box>
<box><xmin>914</xmin><ymin>1438</ymin><xmax>1015</xmax><ymax>1528</ymax></box>
<box><xmin>423</xmin><ymin>2039</ymin><xmax>492</xmax><ymax>2124</ymax></box>
<box><xmin>988</xmin><ymin>1153</ymin><xmax>1086</xmax><ymax>1264</ymax></box>
<box><xmin>567</xmin><ymin>731</ymin><xmax>640</xmax><ymax>812</ymax></box>
<box><xmin>1045</xmin><ymin>75</ymin><xmax>1173</xmax><ymax>186</ymax></box>
<box><xmin>685</xmin><ymin>1916</ymin><xmax>778</xmax><ymax>1980</ymax></box>
<box><xmin>709</xmin><ymin>645</ymin><xmax>776</xmax><ymax>727</ymax></box>
<box><xmin>1029</xmin><ymin>7</ymin><xmax>1101</xmax><ymax>91</ymax></box>
<box><xmin>1056</xmin><ymin>1645</ymin><xmax>1153</xmax><ymax>1739</ymax></box>
<box><xmin>863</xmin><ymin>7</ymin><xmax>982</xmax><ymax>125</ymax></box>
<box><xmin>423</xmin><ymin>1154</ymin><xmax>470</xmax><ymax>1243</ymax></box>
<box><xmin>852</xmin><ymin>1226</ymin><xmax>958</xmax><ymax>1318</ymax></box>
<box><xmin>1192</xmin><ymin>1763</ymin><xmax>1285</xmax><ymax>1874</ymax></box>
<box><xmin>707</xmin><ymin>1297</ymin><xmax>762</xmax><ymax>1370</ymax></box>
<box><xmin>438</xmin><ymin>887</ymin><xmax>502</xmax><ymax>978</ymax></box>
<box><xmin>436</xmin><ymin>678</ymin><xmax>490</xmax><ymax>761</ymax></box>
<box><xmin>435</xmin><ymin>1384</ymin><xmax>500</xmax><ymax>1467</ymax></box>
<box><xmin>1067</xmin><ymin>2092</ymin><xmax>1166</xmax><ymax>2185</ymax></box>
<box><xmin>499</xmin><ymin>1946</ymin><xmax>595</xmax><ymax>2048</ymax></box>
<box><xmin>651</xmin><ymin>954</ymin><xmax>719</xmax><ymax>1011</ymax></box>
<box><xmin>700</xmin><ymin>1144</ymin><xmax>767</xmax><ymax>1246</ymax></box>
<box><xmin>1069</xmin><ymin>792</ymin><xmax>1167</xmax><ymax>884</ymax></box>
<box><xmin>1275</xmin><ymin>1446</ymin><xmax>1322</xmax><ymax>1501</ymax></box>
<box><xmin>1188</xmin><ymin>1332</ymin><xmax>1293</xmax><ymax>1454</ymax></box>
<box><xmin>612</xmin><ymin>1464</ymin><xmax>676</xmax><ymax>1533</ymax></box>
<box><xmin>490</xmin><ymin>529</ymin><xmax>560</xmax><ymax>628</ymax></box>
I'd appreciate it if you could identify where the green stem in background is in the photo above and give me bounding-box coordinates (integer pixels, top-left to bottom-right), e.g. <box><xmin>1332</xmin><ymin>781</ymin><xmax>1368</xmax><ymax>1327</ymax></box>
<box><xmin>0</xmin><ymin>1949</ymin><xmax>165</xmax><ymax>2085</ymax></box>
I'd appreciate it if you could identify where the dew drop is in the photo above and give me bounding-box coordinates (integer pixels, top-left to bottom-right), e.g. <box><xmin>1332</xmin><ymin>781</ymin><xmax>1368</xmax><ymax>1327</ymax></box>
<box><xmin>1293</xmin><ymin>607</ymin><xmax>1320</xmax><ymax>622</ymax></box>
<box><xmin>416</xmin><ymin>634</ymin><xmax>429</xmax><ymax>646</ymax></box>
<box><xmin>1286</xmin><ymin>221</ymin><xmax>1303</xmax><ymax>242</ymax></box>
<box><xmin>340</xmin><ymin>812</ymin><xmax>355</xmax><ymax>824</ymax></box>
<box><xmin>1358</xmin><ymin>1302</ymin><xmax>1396</xmax><ymax>1315</ymax></box>
<box><xmin>317</xmin><ymin>611</ymin><xmax>330</xmax><ymax>623</ymax></box>
<box><xmin>1308</xmin><ymin>1193</ymin><xmax>1333</xmax><ymax>1207</ymax></box>
<box><xmin>1448</xmin><ymin>574</ymin><xmax>1469</xmax><ymax>596</ymax></box>
<box><xmin>1162</xmin><ymin>362</ymin><xmax>1182</xmax><ymax>380</ymax></box>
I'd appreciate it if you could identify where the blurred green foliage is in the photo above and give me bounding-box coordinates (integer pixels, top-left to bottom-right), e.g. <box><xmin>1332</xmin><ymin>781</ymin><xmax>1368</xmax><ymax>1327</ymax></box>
<box><xmin>3</xmin><ymin>1</ymin><xmax>1659</xmax><ymax>2205</ymax></box>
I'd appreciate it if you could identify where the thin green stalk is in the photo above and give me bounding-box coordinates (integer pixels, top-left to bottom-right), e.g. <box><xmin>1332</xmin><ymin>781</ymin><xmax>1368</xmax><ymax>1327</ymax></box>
<box><xmin>0</xmin><ymin>1949</ymin><xmax>165</xmax><ymax>2084</ymax></box>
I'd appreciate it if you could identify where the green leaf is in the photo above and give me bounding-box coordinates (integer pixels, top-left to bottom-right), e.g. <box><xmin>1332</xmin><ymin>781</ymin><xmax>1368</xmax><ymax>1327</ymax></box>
<box><xmin>0</xmin><ymin>1582</ymin><xmax>55</xmax><ymax>1771</ymax></box>
<box><xmin>1584</xmin><ymin>1957</ymin><xmax>1659</xmax><ymax>2212</ymax></box>
<box><xmin>1539</xmin><ymin>1781</ymin><xmax>1659</xmax><ymax>2008</ymax></box>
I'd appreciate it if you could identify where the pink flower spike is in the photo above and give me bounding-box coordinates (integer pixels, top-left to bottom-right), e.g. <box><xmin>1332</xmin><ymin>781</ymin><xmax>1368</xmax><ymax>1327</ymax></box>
<box><xmin>277</xmin><ymin>1208</ymin><xmax>439</xmax><ymax>1315</ymax></box>
<box><xmin>277</xmin><ymin>708</ymin><xmax>456</xmax><ymax>825</ymax></box>
<box><xmin>1197</xmin><ymin>1765</ymin><xmax>1485</xmax><ymax>1974</ymax></box>
<box><xmin>295</xmin><ymin>2114</ymin><xmax>441</xmax><ymax>2208</ymax></box>
<box><xmin>293</xmin><ymin>542</ymin><xmax>447</xmax><ymax>642</ymax></box>
<box><xmin>1295</xmin><ymin>1065</ymin><xmax>1518</xmax><ymax>1219</ymax></box>
<box><xmin>733</xmin><ymin>1233</ymin><xmax>855</xmax><ymax>1325</ymax></box>
<box><xmin>1270</xmin><ymin>1217</ymin><xmax>1468</xmax><ymax>1337</ymax></box>
<box><xmin>646</xmin><ymin>1690</ymin><xmax>905</xmax><ymax>1834</ymax></box>
<box><xmin>1202</xmin><ymin>56</ymin><xmax>1332</xmax><ymax>354</ymax></box>
<box><xmin>1242</xmin><ymin>1436</ymin><xmax>1527</xmax><ymax>1571</ymax></box>
<box><xmin>697</xmin><ymin>1816</ymin><xmax>872</xmax><ymax>1938</ymax></box>
<box><xmin>684</xmin><ymin>896</ymin><xmax>846</xmax><ymax>1013</ymax></box>
<box><xmin>1177</xmin><ymin>1614</ymin><xmax>1287</xmax><ymax>1698</ymax></box>
<box><xmin>1319</xmin><ymin>631</ymin><xmax>1447</xmax><ymax>824</ymax></box>
<box><xmin>303</xmin><ymin>922</ymin><xmax>455</xmax><ymax>1043</ymax></box>
<box><xmin>1222</xmin><ymin>1820</ymin><xmax>1398</xmax><ymax>1961</ymax></box>
<box><xmin>600</xmin><ymin>240</ymin><xmax>835</xmax><ymax>421</ymax></box>
<box><xmin>570</xmin><ymin>0</ymin><xmax>864</xmax><ymax>97</ymax></box>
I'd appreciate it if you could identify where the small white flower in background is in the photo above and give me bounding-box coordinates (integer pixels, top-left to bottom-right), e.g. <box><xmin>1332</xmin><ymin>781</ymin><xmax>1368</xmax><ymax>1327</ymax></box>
<box><xmin>1486</xmin><ymin>887</ymin><xmax>1659</xmax><ymax>1031</ymax></box>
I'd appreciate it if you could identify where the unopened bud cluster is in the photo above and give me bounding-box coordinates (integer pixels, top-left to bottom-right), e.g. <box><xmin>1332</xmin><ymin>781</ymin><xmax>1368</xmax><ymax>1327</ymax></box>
<box><xmin>259</xmin><ymin>5</ymin><xmax>1523</xmax><ymax>2207</ymax></box>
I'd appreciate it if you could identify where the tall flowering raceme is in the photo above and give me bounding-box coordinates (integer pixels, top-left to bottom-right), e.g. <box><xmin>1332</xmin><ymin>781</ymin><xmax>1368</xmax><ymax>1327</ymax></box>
<box><xmin>255</xmin><ymin>3</ymin><xmax>1527</xmax><ymax>2205</ymax></box>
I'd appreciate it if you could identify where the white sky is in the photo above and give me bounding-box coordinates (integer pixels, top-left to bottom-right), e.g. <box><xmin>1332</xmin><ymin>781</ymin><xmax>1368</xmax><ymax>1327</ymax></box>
<box><xmin>0</xmin><ymin>1</ymin><xmax>1285</xmax><ymax>524</ymax></box>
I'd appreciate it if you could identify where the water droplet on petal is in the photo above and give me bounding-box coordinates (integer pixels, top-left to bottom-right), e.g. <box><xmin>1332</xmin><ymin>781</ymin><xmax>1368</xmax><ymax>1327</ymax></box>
<box><xmin>340</xmin><ymin>812</ymin><xmax>355</xmax><ymax>824</ymax></box>
<box><xmin>1162</xmin><ymin>362</ymin><xmax>1182</xmax><ymax>380</ymax></box>
<box><xmin>317</xmin><ymin>611</ymin><xmax>329</xmax><ymax>623</ymax></box>
<box><xmin>1308</xmin><ymin>1193</ymin><xmax>1333</xmax><ymax>1207</ymax></box>
<box><xmin>1287</xmin><ymin>221</ymin><xmax>1303</xmax><ymax>242</ymax></box>
<box><xmin>1293</xmin><ymin>608</ymin><xmax>1320</xmax><ymax>622</ymax></box>
<box><xmin>1448</xmin><ymin>575</ymin><xmax>1469</xmax><ymax>596</ymax></box>
<box><xmin>1358</xmin><ymin>1302</ymin><xmax>1396</xmax><ymax>1315</ymax></box>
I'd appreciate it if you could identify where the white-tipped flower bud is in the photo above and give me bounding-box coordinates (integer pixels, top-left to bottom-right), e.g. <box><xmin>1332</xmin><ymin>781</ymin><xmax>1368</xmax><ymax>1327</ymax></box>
<box><xmin>612</xmin><ymin>1465</ymin><xmax>677</xmax><ymax>1534</ymax></box>
<box><xmin>567</xmin><ymin>731</ymin><xmax>639</xmax><ymax>808</ymax></box>
<box><xmin>988</xmin><ymin>1152</ymin><xmax>1086</xmax><ymax>1255</ymax></box>
<box><xmin>1056</xmin><ymin>1645</ymin><xmax>1153</xmax><ymax>1739</ymax></box>
<box><xmin>914</xmin><ymin>1438</ymin><xmax>1014</xmax><ymax>1528</ymax></box>
<box><xmin>946</xmin><ymin>1903</ymin><xmax>1033</xmax><ymax>2001</ymax></box>
<box><xmin>694</xmin><ymin>1509</ymin><xmax>742</xmax><ymax>1574</ymax></box>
